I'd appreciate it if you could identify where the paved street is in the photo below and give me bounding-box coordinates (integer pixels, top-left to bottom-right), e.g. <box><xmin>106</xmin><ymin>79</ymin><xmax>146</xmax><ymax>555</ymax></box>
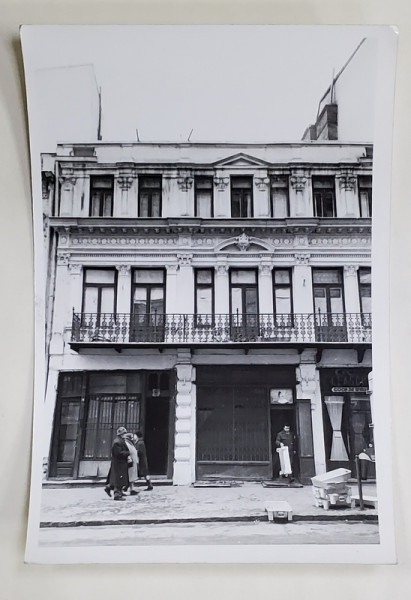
<box><xmin>39</xmin><ymin>520</ymin><xmax>380</xmax><ymax>547</ymax></box>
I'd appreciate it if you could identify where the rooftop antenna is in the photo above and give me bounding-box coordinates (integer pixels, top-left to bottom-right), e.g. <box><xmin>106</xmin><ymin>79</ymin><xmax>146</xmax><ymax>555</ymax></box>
<box><xmin>188</xmin><ymin>129</ymin><xmax>193</xmax><ymax>141</ymax></box>
<box><xmin>330</xmin><ymin>69</ymin><xmax>336</xmax><ymax>104</ymax></box>
<box><xmin>97</xmin><ymin>87</ymin><xmax>102</xmax><ymax>140</ymax></box>
<box><xmin>136</xmin><ymin>128</ymin><xmax>140</xmax><ymax>142</ymax></box>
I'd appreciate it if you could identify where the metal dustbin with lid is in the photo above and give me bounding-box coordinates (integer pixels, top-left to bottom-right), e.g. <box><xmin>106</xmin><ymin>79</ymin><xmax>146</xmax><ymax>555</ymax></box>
<box><xmin>311</xmin><ymin>468</ymin><xmax>352</xmax><ymax>511</ymax></box>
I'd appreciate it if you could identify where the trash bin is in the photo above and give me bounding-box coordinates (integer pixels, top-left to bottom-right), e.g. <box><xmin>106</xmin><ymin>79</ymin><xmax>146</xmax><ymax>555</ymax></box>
<box><xmin>311</xmin><ymin>468</ymin><xmax>352</xmax><ymax>510</ymax></box>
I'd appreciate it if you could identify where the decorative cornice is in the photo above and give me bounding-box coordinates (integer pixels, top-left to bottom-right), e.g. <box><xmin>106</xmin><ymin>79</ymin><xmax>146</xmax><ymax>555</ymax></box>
<box><xmin>214</xmin><ymin>177</ymin><xmax>229</xmax><ymax>191</ymax></box>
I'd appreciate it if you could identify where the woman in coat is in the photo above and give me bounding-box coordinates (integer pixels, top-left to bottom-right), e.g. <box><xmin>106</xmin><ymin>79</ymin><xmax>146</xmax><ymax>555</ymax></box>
<box><xmin>135</xmin><ymin>430</ymin><xmax>153</xmax><ymax>491</ymax></box>
<box><xmin>124</xmin><ymin>433</ymin><xmax>139</xmax><ymax>495</ymax></box>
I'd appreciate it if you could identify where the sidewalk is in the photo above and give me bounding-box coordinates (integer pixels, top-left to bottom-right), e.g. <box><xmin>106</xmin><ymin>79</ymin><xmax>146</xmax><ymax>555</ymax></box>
<box><xmin>40</xmin><ymin>482</ymin><xmax>378</xmax><ymax>527</ymax></box>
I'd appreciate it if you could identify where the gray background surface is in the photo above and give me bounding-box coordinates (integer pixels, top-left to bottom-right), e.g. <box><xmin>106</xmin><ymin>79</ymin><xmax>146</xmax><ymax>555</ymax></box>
<box><xmin>0</xmin><ymin>1</ymin><xmax>410</xmax><ymax>597</ymax></box>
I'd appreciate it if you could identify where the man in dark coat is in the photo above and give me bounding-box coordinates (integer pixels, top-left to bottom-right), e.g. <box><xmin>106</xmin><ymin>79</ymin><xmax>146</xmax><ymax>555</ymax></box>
<box><xmin>135</xmin><ymin>430</ymin><xmax>153</xmax><ymax>491</ymax></box>
<box><xmin>275</xmin><ymin>424</ymin><xmax>296</xmax><ymax>481</ymax></box>
<box><xmin>106</xmin><ymin>426</ymin><xmax>130</xmax><ymax>501</ymax></box>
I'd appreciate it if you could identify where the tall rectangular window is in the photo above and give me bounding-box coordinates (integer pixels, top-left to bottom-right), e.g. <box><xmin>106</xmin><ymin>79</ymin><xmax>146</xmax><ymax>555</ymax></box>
<box><xmin>358</xmin><ymin>176</ymin><xmax>372</xmax><ymax>217</ymax></box>
<box><xmin>270</xmin><ymin>176</ymin><xmax>289</xmax><ymax>218</ymax></box>
<box><xmin>358</xmin><ymin>267</ymin><xmax>371</xmax><ymax>314</ymax></box>
<box><xmin>231</xmin><ymin>176</ymin><xmax>253</xmax><ymax>217</ymax></box>
<box><xmin>273</xmin><ymin>269</ymin><xmax>292</xmax><ymax>314</ymax></box>
<box><xmin>89</xmin><ymin>176</ymin><xmax>114</xmax><ymax>217</ymax></box>
<box><xmin>82</xmin><ymin>269</ymin><xmax>117</xmax><ymax>314</ymax></box>
<box><xmin>312</xmin><ymin>176</ymin><xmax>336</xmax><ymax>217</ymax></box>
<box><xmin>195</xmin><ymin>269</ymin><xmax>214</xmax><ymax>322</ymax></box>
<box><xmin>195</xmin><ymin>177</ymin><xmax>214</xmax><ymax>217</ymax></box>
<box><xmin>139</xmin><ymin>176</ymin><xmax>162</xmax><ymax>217</ymax></box>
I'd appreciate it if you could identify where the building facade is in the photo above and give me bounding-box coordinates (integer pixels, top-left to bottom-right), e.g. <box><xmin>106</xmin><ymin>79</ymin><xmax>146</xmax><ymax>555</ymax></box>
<box><xmin>41</xmin><ymin>141</ymin><xmax>373</xmax><ymax>485</ymax></box>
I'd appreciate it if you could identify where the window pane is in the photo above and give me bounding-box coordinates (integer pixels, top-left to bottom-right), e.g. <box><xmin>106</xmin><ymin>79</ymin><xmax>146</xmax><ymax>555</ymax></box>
<box><xmin>196</xmin><ymin>270</ymin><xmax>213</xmax><ymax>284</ymax></box>
<box><xmin>84</xmin><ymin>287</ymin><xmax>98</xmax><ymax>313</ymax></box>
<box><xmin>197</xmin><ymin>288</ymin><xmax>212</xmax><ymax>314</ymax></box>
<box><xmin>90</xmin><ymin>193</ymin><xmax>101</xmax><ymax>216</ymax></box>
<box><xmin>231</xmin><ymin>288</ymin><xmax>242</xmax><ymax>315</ymax></box>
<box><xmin>197</xmin><ymin>191</ymin><xmax>212</xmax><ymax>217</ymax></box>
<box><xmin>133</xmin><ymin>288</ymin><xmax>147</xmax><ymax>314</ymax></box>
<box><xmin>151</xmin><ymin>193</ymin><xmax>161</xmax><ymax>217</ymax></box>
<box><xmin>360</xmin><ymin>191</ymin><xmax>371</xmax><ymax>217</ymax></box>
<box><xmin>231</xmin><ymin>270</ymin><xmax>256</xmax><ymax>284</ymax></box>
<box><xmin>140</xmin><ymin>193</ymin><xmax>149</xmax><ymax>217</ymax></box>
<box><xmin>274</xmin><ymin>270</ymin><xmax>290</xmax><ymax>284</ymax></box>
<box><xmin>134</xmin><ymin>270</ymin><xmax>164</xmax><ymax>284</ymax></box>
<box><xmin>101</xmin><ymin>287</ymin><xmax>115</xmax><ymax>313</ymax></box>
<box><xmin>196</xmin><ymin>178</ymin><xmax>212</xmax><ymax>189</ymax></box>
<box><xmin>275</xmin><ymin>288</ymin><xmax>291</xmax><ymax>313</ymax></box>
<box><xmin>91</xmin><ymin>177</ymin><xmax>113</xmax><ymax>190</ymax></box>
<box><xmin>271</xmin><ymin>188</ymin><xmax>288</xmax><ymax>218</ymax></box>
<box><xmin>89</xmin><ymin>374</ymin><xmax>127</xmax><ymax>394</ymax></box>
<box><xmin>150</xmin><ymin>288</ymin><xmax>164</xmax><ymax>313</ymax></box>
<box><xmin>330</xmin><ymin>290</ymin><xmax>344</xmax><ymax>313</ymax></box>
<box><xmin>102</xmin><ymin>193</ymin><xmax>113</xmax><ymax>216</ymax></box>
<box><xmin>313</xmin><ymin>270</ymin><xmax>341</xmax><ymax>284</ymax></box>
<box><xmin>245</xmin><ymin>288</ymin><xmax>258</xmax><ymax>313</ymax></box>
<box><xmin>313</xmin><ymin>290</ymin><xmax>327</xmax><ymax>313</ymax></box>
<box><xmin>140</xmin><ymin>177</ymin><xmax>161</xmax><ymax>189</ymax></box>
<box><xmin>232</xmin><ymin>177</ymin><xmax>252</xmax><ymax>189</ymax></box>
<box><xmin>85</xmin><ymin>269</ymin><xmax>115</xmax><ymax>284</ymax></box>
<box><xmin>312</xmin><ymin>176</ymin><xmax>335</xmax><ymax>189</ymax></box>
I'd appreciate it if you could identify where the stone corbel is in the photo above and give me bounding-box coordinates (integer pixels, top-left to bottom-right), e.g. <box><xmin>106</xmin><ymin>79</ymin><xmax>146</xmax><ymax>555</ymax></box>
<box><xmin>255</xmin><ymin>177</ymin><xmax>270</xmax><ymax>191</ymax></box>
<box><xmin>294</xmin><ymin>252</ymin><xmax>311</xmax><ymax>265</ymax></box>
<box><xmin>57</xmin><ymin>251</ymin><xmax>70</xmax><ymax>266</ymax></box>
<box><xmin>68</xmin><ymin>263</ymin><xmax>83</xmax><ymax>275</ymax></box>
<box><xmin>214</xmin><ymin>177</ymin><xmax>229</xmax><ymax>192</ymax></box>
<box><xmin>236</xmin><ymin>232</ymin><xmax>251</xmax><ymax>252</ymax></box>
<box><xmin>290</xmin><ymin>171</ymin><xmax>308</xmax><ymax>193</ymax></box>
<box><xmin>117</xmin><ymin>176</ymin><xmax>134</xmax><ymax>191</ymax></box>
<box><xmin>215</xmin><ymin>262</ymin><xmax>229</xmax><ymax>276</ymax></box>
<box><xmin>337</xmin><ymin>170</ymin><xmax>357</xmax><ymax>191</ymax></box>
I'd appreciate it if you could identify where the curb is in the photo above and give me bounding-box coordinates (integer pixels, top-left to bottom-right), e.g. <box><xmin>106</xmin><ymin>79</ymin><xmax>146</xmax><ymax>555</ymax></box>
<box><xmin>40</xmin><ymin>513</ymin><xmax>379</xmax><ymax>528</ymax></box>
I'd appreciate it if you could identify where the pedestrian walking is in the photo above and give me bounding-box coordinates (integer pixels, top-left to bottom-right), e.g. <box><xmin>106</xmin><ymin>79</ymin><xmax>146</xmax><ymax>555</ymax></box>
<box><xmin>135</xmin><ymin>430</ymin><xmax>153</xmax><ymax>491</ymax></box>
<box><xmin>124</xmin><ymin>433</ymin><xmax>139</xmax><ymax>495</ymax></box>
<box><xmin>104</xmin><ymin>426</ymin><xmax>130</xmax><ymax>501</ymax></box>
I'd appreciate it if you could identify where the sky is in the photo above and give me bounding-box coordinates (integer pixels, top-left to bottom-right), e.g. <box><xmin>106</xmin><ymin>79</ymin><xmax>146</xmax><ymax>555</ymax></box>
<box><xmin>23</xmin><ymin>25</ymin><xmax>377</xmax><ymax>147</ymax></box>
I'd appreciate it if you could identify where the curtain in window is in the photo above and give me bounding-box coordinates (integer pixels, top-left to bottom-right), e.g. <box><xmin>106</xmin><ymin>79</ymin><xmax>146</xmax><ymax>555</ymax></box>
<box><xmin>325</xmin><ymin>396</ymin><xmax>349</xmax><ymax>461</ymax></box>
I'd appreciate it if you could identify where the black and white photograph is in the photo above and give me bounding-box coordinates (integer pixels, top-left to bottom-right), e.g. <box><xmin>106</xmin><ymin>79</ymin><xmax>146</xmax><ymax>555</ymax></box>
<box><xmin>21</xmin><ymin>24</ymin><xmax>397</xmax><ymax>564</ymax></box>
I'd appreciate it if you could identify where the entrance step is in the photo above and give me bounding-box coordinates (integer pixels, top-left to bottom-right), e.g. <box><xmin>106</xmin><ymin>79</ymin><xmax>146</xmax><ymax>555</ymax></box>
<box><xmin>43</xmin><ymin>478</ymin><xmax>173</xmax><ymax>488</ymax></box>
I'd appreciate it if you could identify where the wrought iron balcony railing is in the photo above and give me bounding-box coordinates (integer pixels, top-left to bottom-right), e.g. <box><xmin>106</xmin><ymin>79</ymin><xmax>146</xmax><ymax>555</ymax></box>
<box><xmin>71</xmin><ymin>312</ymin><xmax>372</xmax><ymax>345</ymax></box>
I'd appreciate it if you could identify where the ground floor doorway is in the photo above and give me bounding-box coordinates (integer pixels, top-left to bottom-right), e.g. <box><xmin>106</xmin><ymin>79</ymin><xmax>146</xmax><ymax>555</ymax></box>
<box><xmin>49</xmin><ymin>370</ymin><xmax>175</xmax><ymax>479</ymax></box>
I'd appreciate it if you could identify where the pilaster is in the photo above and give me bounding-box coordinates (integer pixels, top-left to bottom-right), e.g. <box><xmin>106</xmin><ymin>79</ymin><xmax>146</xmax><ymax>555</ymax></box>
<box><xmin>213</xmin><ymin>174</ymin><xmax>230</xmax><ymax>217</ymax></box>
<box><xmin>258</xmin><ymin>260</ymin><xmax>274</xmax><ymax>314</ymax></box>
<box><xmin>343</xmin><ymin>265</ymin><xmax>361</xmax><ymax>314</ymax></box>
<box><xmin>336</xmin><ymin>169</ymin><xmax>359</xmax><ymax>218</ymax></box>
<box><xmin>292</xmin><ymin>255</ymin><xmax>314</xmax><ymax>314</ymax></box>
<box><xmin>176</xmin><ymin>255</ymin><xmax>194</xmax><ymax>314</ymax></box>
<box><xmin>165</xmin><ymin>263</ymin><xmax>179</xmax><ymax>314</ymax></box>
<box><xmin>215</xmin><ymin>260</ymin><xmax>230</xmax><ymax>314</ymax></box>
<box><xmin>173</xmin><ymin>353</ymin><xmax>196</xmax><ymax>485</ymax></box>
<box><xmin>116</xmin><ymin>264</ymin><xmax>132</xmax><ymax>313</ymax></box>
<box><xmin>290</xmin><ymin>169</ymin><xmax>311</xmax><ymax>217</ymax></box>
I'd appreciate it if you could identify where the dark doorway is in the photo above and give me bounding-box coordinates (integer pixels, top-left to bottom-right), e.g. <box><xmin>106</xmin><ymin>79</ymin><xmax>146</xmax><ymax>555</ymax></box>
<box><xmin>144</xmin><ymin>396</ymin><xmax>170</xmax><ymax>475</ymax></box>
<box><xmin>270</xmin><ymin>407</ymin><xmax>297</xmax><ymax>479</ymax></box>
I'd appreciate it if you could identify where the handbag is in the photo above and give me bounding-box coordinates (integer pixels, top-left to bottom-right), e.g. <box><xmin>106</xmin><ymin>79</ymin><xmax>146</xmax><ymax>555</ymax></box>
<box><xmin>127</xmin><ymin>456</ymin><xmax>134</xmax><ymax>467</ymax></box>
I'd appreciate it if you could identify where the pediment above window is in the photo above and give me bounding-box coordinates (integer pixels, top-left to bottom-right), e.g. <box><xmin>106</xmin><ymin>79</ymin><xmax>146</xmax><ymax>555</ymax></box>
<box><xmin>212</xmin><ymin>153</ymin><xmax>271</xmax><ymax>168</ymax></box>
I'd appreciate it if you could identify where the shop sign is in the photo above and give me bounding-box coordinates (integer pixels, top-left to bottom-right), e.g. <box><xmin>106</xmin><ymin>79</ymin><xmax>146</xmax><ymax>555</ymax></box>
<box><xmin>331</xmin><ymin>386</ymin><xmax>369</xmax><ymax>393</ymax></box>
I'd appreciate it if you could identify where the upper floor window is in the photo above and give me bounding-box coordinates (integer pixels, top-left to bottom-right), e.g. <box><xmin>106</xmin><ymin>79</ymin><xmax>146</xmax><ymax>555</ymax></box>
<box><xmin>312</xmin><ymin>176</ymin><xmax>336</xmax><ymax>218</ymax></box>
<box><xmin>195</xmin><ymin>269</ymin><xmax>214</xmax><ymax>324</ymax></box>
<box><xmin>270</xmin><ymin>176</ymin><xmax>289</xmax><ymax>218</ymax></box>
<box><xmin>195</xmin><ymin>177</ymin><xmax>214</xmax><ymax>218</ymax></box>
<box><xmin>139</xmin><ymin>176</ymin><xmax>162</xmax><ymax>217</ymax></box>
<box><xmin>89</xmin><ymin>176</ymin><xmax>114</xmax><ymax>217</ymax></box>
<box><xmin>358</xmin><ymin>267</ymin><xmax>371</xmax><ymax>314</ymax></box>
<box><xmin>231</xmin><ymin>176</ymin><xmax>253</xmax><ymax>218</ymax></box>
<box><xmin>273</xmin><ymin>269</ymin><xmax>292</xmax><ymax>314</ymax></box>
<box><xmin>82</xmin><ymin>268</ymin><xmax>117</xmax><ymax>314</ymax></box>
<box><xmin>358</xmin><ymin>176</ymin><xmax>372</xmax><ymax>218</ymax></box>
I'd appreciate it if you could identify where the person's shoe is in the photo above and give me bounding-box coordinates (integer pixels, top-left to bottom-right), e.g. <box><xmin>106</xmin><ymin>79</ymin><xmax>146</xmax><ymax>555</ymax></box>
<box><xmin>113</xmin><ymin>496</ymin><xmax>125</xmax><ymax>501</ymax></box>
<box><xmin>130</xmin><ymin>490</ymin><xmax>139</xmax><ymax>496</ymax></box>
<box><xmin>146</xmin><ymin>483</ymin><xmax>153</xmax><ymax>491</ymax></box>
<box><xmin>104</xmin><ymin>486</ymin><xmax>112</xmax><ymax>497</ymax></box>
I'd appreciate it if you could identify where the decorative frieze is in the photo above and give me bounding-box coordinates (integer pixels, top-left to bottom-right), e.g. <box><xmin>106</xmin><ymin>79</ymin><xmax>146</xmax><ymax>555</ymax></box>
<box><xmin>71</xmin><ymin>237</ymin><xmax>178</xmax><ymax>246</ymax></box>
<box><xmin>214</xmin><ymin>177</ymin><xmax>229</xmax><ymax>191</ymax></box>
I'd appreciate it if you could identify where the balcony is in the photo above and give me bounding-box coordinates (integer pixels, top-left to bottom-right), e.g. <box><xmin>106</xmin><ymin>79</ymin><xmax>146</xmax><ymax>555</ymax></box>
<box><xmin>70</xmin><ymin>312</ymin><xmax>372</xmax><ymax>355</ymax></box>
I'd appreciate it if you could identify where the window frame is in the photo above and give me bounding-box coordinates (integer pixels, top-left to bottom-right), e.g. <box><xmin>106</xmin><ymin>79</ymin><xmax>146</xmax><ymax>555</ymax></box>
<box><xmin>131</xmin><ymin>268</ymin><xmax>166</xmax><ymax>316</ymax></box>
<box><xmin>358</xmin><ymin>267</ymin><xmax>371</xmax><ymax>315</ymax></box>
<box><xmin>272</xmin><ymin>268</ymin><xmax>293</xmax><ymax>316</ymax></box>
<box><xmin>312</xmin><ymin>176</ymin><xmax>337</xmax><ymax>218</ymax></box>
<box><xmin>82</xmin><ymin>267</ymin><xmax>118</xmax><ymax>316</ymax></box>
<box><xmin>270</xmin><ymin>176</ymin><xmax>290</xmax><ymax>218</ymax></box>
<box><xmin>194</xmin><ymin>176</ymin><xmax>214</xmax><ymax>218</ymax></box>
<box><xmin>89</xmin><ymin>175</ymin><xmax>114</xmax><ymax>217</ymax></box>
<box><xmin>230</xmin><ymin>176</ymin><xmax>254</xmax><ymax>218</ymax></box>
<box><xmin>138</xmin><ymin>175</ymin><xmax>162</xmax><ymax>218</ymax></box>
<box><xmin>194</xmin><ymin>268</ymin><xmax>215</xmax><ymax>325</ymax></box>
<box><xmin>358</xmin><ymin>176</ymin><xmax>372</xmax><ymax>218</ymax></box>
